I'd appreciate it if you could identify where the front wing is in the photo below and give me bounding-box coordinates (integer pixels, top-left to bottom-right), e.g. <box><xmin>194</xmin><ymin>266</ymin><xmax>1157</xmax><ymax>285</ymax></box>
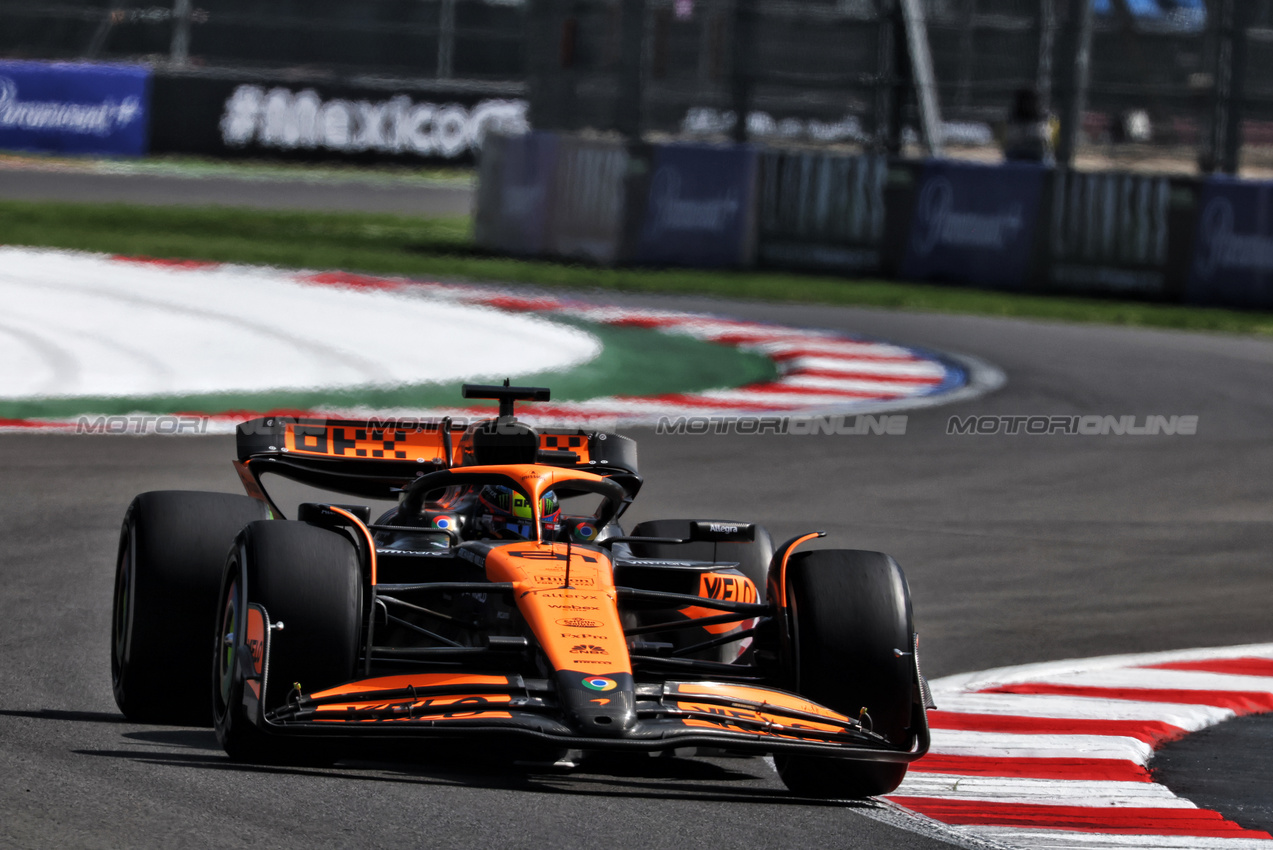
<box><xmin>250</xmin><ymin>667</ymin><xmax>930</xmax><ymax>763</ymax></box>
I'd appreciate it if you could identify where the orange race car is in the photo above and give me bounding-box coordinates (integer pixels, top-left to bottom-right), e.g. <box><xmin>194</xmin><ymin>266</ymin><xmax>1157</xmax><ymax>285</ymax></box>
<box><xmin>110</xmin><ymin>383</ymin><xmax>932</xmax><ymax>798</ymax></box>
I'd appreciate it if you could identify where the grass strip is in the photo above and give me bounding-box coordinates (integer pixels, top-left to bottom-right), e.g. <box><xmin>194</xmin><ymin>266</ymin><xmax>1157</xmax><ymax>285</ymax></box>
<box><xmin>4</xmin><ymin>199</ymin><xmax>1273</xmax><ymax>336</ymax></box>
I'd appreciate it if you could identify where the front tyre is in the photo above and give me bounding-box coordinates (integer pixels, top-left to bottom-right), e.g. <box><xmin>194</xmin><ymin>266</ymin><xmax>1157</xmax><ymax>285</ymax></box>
<box><xmin>214</xmin><ymin>520</ymin><xmax>361</xmax><ymax>764</ymax></box>
<box><xmin>111</xmin><ymin>491</ymin><xmax>267</xmax><ymax>725</ymax></box>
<box><xmin>776</xmin><ymin>549</ymin><xmax>916</xmax><ymax>799</ymax></box>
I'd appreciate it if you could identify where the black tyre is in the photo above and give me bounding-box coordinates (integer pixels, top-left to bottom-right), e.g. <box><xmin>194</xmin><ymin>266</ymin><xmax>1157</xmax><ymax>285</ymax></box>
<box><xmin>111</xmin><ymin>491</ymin><xmax>267</xmax><ymax>725</ymax></box>
<box><xmin>628</xmin><ymin>519</ymin><xmax>773</xmax><ymax>601</ymax></box>
<box><xmin>776</xmin><ymin>549</ymin><xmax>916</xmax><ymax>798</ymax></box>
<box><xmin>214</xmin><ymin>520</ymin><xmax>362</xmax><ymax>763</ymax></box>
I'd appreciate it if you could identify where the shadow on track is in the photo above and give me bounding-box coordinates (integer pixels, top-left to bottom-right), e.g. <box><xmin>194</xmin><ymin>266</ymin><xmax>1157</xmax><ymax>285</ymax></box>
<box><xmin>68</xmin><ymin>735</ymin><xmax>869</xmax><ymax>809</ymax></box>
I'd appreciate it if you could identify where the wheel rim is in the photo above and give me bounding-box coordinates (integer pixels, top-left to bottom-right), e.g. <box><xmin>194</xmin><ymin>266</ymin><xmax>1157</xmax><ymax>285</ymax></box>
<box><xmin>217</xmin><ymin>579</ymin><xmax>239</xmax><ymax>708</ymax></box>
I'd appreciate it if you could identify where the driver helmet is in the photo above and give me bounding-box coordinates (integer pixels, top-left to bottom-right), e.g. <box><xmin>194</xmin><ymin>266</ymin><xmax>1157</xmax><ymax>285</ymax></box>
<box><xmin>475</xmin><ymin>485</ymin><xmax>560</xmax><ymax>540</ymax></box>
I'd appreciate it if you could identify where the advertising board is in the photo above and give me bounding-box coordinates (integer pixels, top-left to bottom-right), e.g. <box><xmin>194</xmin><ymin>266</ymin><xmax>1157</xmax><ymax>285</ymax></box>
<box><xmin>1186</xmin><ymin>178</ymin><xmax>1273</xmax><ymax>309</ymax></box>
<box><xmin>630</xmin><ymin>143</ymin><xmax>758</xmax><ymax>268</ymax></box>
<box><xmin>151</xmin><ymin>74</ymin><xmax>524</xmax><ymax>164</ymax></box>
<box><xmin>0</xmin><ymin>60</ymin><xmax>150</xmax><ymax>157</ymax></box>
<box><xmin>899</xmin><ymin>160</ymin><xmax>1047</xmax><ymax>290</ymax></box>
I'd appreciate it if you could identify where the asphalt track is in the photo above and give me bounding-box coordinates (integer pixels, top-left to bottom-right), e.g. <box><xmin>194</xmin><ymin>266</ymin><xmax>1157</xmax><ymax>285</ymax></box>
<box><xmin>0</xmin><ymin>167</ymin><xmax>473</xmax><ymax>215</ymax></box>
<box><xmin>2</xmin><ymin>171</ymin><xmax>1271</xmax><ymax>848</ymax></box>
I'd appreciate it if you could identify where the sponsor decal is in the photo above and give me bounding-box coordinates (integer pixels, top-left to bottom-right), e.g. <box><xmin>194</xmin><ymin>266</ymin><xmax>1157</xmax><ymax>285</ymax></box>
<box><xmin>582</xmin><ymin>677</ymin><xmax>618</xmax><ymax>692</ymax></box>
<box><xmin>912</xmin><ymin>177</ymin><xmax>1025</xmax><ymax>257</ymax></box>
<box><xmin>572</xmin><ymin>523</ymin><xmax>597</xmax><ymax>541</ymax></box>
<box><xmin>621</xmin><ymin>559</ymin><xmax>697</xmax><ymax>567</ymax></box>
<box><xmin>647</xmin><ymin>168</ymin><xmax>741</xmax><ymax>236</ymax></box>
<box><xmin>510</xmin><ymin>550</ymin><xmax>597</xmax><ymax>563</ymax></box>
<box><xmin>1194</xmin><ymin>195</ymin><xmax>1273</xmax><ymax>279</ymax></box>
<box><xmin>432</xmin><ymin>516</ymin><xmax>454</xmax><ymax>530</ymax></box>
<box><xmin>570</xmin><ymin>644</ymin><xmax>608</xmax><ymax>655</ymax></box>
<box><xmin>246</xmin><ymin>607</ymin><xmax>265</xmax><ymax>675</ymax></box>
<box><xmin>547</xmin><ymin>603</ymin><xmax>601</xmax><ymax>611</ymax></box>
<box><xmin>562</xmin><ymin>632</ymin><xmax>609</xmax><ymax>640</ymax></box>
<box><xmin>709</xmin><ymin>523</ymin><xmax>738</xmax><ymax>534</ymax></box>
<box><xmin>700</xmin><ymin>573</ymin><xmax>758</xmax><ymax>604</ymax></box>
<box><xmin>556</xmin><ymin>617</ymin><xmax>602</xmax><ymax>629</ymax></box>
<box><xmin>533</xmin><ymin>574</ymin><xmax>595</xmax><ymax>587</ymax></box>
<box><xmin>219</xmin><ymin>85</ymin><xmax>527</xmax><ymax>160</ymax></box>
<box><xmin>683</xmin><ymin>106</ymin><xmax>870</xmax><ymax>145</ymax></box>
<box><xmin>900</xmin><ymin>161</ymin><xmax>1046</xmax><ymax>290</ymax></box>
<box><xmin>0</xmin><ymin>74</ymin><xmax>143</xmax><ymax>138</ymax></box>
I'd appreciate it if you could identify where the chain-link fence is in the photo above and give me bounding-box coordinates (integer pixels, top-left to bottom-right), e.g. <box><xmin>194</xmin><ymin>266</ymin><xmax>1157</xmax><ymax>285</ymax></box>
<box><xmin>527</xmin><ymin>0</ymin><xmax>1273</xmax><ymax>174</ymax></box>
<box><xmin>8</xmin><ymin>0</ymin><xmax>1273</xmax><ymax>172</ymax></box>
<box><xmin>0</xmin><ymin>0</ymin><xmax>525</xmax><ymax>84</ymax></box>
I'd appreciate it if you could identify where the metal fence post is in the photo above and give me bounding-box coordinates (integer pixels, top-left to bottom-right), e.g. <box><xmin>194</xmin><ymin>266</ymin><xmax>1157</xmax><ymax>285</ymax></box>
<box><xmin>1056</xmin><ymin>0</ymin><xmax>1094</xmax><ymax>168</ymax></box>
<box><xmin>898</xmin><ymin>0</ymin><xmax>942</xmax><ymax>156</ymax></box>
<box><xmin>437</xmin><ymin>0</ymin><xmax>456</xmax><ymax>80</ymax></box>
<box><xmin>617</xmin><ymin>0</ymin><xmax>646</xmax><ymax>139</ymax></box>
<box><xmin>170</xmin><ymin>0</ymin><xmax>192</xmax><ymax>64</ymax></box>
<box><xmin>1220</xmin><ymin>0</ymin><xmax>1249</xmax><ymax>174</ymax></box>
<box><xmin>730</xmin><ymin>0</ymin><xmax>753</xmax><ymax>143</ymax></box>
<box><xmin>1037</xmin><ymin>0</ymin><xmax>1056</xmax><ymax>114</ymax></box>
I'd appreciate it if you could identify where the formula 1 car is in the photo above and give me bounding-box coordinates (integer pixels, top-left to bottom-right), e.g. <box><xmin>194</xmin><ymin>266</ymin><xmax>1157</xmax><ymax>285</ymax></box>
<box><xmin>110</xmin><ymin>383</ymin><xmax>931</xmax><ymax>797</ymax></box>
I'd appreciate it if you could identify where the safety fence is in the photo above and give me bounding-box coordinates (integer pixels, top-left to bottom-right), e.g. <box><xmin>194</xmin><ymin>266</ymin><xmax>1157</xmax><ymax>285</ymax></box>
<box><xmin>476</xmin><ymin>130</ymin><xmax>1273</xmax><ymax>310</ymax></box>
<box><xmin>0</xmin><ymin>0</ymin><xmax>523</xmax><ymax>82</ymax></box>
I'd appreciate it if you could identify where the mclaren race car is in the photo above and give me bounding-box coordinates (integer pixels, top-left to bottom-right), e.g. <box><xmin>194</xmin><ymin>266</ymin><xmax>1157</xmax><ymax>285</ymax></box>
<box><xmin>110</xmin><ymin>383</ymin><xmax>931</xmax><ymax>797</ymax></box>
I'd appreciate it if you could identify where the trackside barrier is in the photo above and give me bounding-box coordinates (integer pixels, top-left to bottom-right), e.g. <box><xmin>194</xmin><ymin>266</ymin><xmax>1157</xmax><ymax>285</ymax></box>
<box><xmin>1187</xmin><ymin>177</ymin><xmax>1273</xmax><ymax>310</ymax></box>
<box><xmin>1043</xmin><ymin>169</ymin><xmax>1199</xmax><ymax>301</ymax></box>
<box><xmin>148</xmin><ymin>72</ymin><xmax>526</xmax><ymax>164</ymax></box>
<box><xmin>545</xmin><ymin>135</ymin><xmax>631</xmax><ymax>265</ymax></box>
<box><xmin>481</xmin><ymin>135</ymin><xmax>1273</xmax><ymax>309</ymax></box>
<box><xmin>0</xmin><ymin>60</ymin><xmax>151</xmax><ymax>157</ymax></box>
<box><xmin>629</xmin><ymin>142</ymin><xmax>759</xmax><ymax>268</ymax></box>
<box><xmin>757</xmin><ymin>150</ymin><xmax>888</xmax><ymax>274</ymax></box>
<box><xmin>478</xmin><ymin>133</ymin><xmax>759</xmax><ymax>268</ymax></box>
<box><xmin>474</xmin><ymin>131</ymin><xmax>559</xmax><ymax>256</ymax></box>
<box><xmin>897</xmin><ymin>160</ymin><xmax>1048</xmax><ymax>292</ymax></box>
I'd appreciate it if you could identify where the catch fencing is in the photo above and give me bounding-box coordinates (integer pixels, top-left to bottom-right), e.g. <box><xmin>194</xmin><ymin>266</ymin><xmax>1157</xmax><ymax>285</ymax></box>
<box><xmin>477</xmin><ymin>130</ymin><xmax>1272</xmax><ymax>308</ymax></box>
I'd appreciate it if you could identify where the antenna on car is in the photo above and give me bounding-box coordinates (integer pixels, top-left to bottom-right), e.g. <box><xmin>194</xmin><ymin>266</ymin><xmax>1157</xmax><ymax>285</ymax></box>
<box><xmin>462</xmin><ymin>381</ymin><xmax>551</xmax><ymax>420</ymax></box>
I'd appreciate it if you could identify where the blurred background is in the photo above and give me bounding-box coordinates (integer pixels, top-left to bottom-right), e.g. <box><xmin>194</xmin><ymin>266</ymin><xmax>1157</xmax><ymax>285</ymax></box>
<box><xmin>1</xmin><ymin>0</ymin><xmax>1271</xmax><ymax>172</ymax></box>
<box><xmin>6</xmin><ymin>1</ymin><xmax>1273</xmax><ymax>312</ymax></box>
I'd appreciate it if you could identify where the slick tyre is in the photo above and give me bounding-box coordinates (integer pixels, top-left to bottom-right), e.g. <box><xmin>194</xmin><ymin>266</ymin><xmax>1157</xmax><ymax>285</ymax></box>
<box><xmin>111</xmin><ymin>491</ymin><xmax>268</xmax><ymax>726</ymax></box>
<box><xmin>214</xmin><ymin>520</ymin><xmax>361</xmax><ymax>764</ymax></box>
<box><xmin>776</xmin><ymin>549</ymin><xmax>916</xmax><ymax>799</ymax></box>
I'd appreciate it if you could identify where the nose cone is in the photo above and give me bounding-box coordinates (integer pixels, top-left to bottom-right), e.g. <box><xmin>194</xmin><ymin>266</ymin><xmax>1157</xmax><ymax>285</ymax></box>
<box><xmin>557</xmin><ymin>671</ymin><xmax>637</xmax><ymax>736</ymax></box>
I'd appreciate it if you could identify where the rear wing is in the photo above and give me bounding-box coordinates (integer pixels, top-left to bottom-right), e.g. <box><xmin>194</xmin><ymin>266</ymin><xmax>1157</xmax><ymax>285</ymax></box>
<box><xmin>234</xmin><ymin>416</ymin><xmax>641</xmax><ymax>503</ymax></box>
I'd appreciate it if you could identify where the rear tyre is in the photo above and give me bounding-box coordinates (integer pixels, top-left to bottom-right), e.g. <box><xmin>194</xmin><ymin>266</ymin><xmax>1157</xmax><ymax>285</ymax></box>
<box><xmin>111</xmin><ymin>491</ymin><xmax>267</xmax><ymax>725</ymax></box>
<box><xmin>775</xmin><ymin>549</ymin><xmax>915</xmax><ymax>799</ymax></box>
<box><xmin>214</xmin><ymin>520</ymin><xmax>362</xmax><ymax>764</ymax></box>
